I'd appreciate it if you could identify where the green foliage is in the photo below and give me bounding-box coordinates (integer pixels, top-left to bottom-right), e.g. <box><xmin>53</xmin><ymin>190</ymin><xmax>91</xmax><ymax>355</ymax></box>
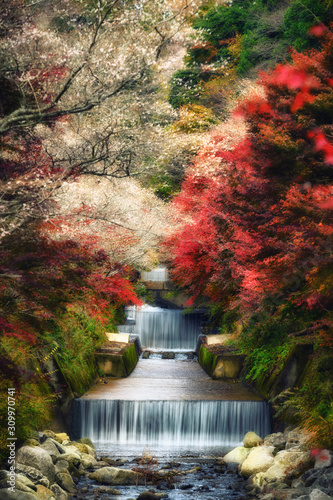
<box><xmin>193</xmin><ymin>1</ymin><xmax>249</xmax><ymax>44</ymax></box>
<box><xmin>185</xmin><ymin>0</ymin><xmax>332</xmax><ymax>77</ymax></box>
<box><xmin>49</xmin><ymin>305</ymin><xmax>110</xmax><ymax>395</ymax></box>
<box><xmin>168</xmin><ymin>69</ymin><xmax>202</xmax><ymax>108</ymax></box>
<box><xmin>134</xmin><ymin>282</ymin><xmax>155</xmax><ymax>303</ymax></box>
<box><xmin>282</xmin><ymin>0</ymin><xmax>327</xmax><ymax>52</ymax></box>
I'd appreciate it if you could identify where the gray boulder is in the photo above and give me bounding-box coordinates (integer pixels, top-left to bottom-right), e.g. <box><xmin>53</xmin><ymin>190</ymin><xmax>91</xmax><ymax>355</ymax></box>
<box><xmin>15</xmin><ymin>463</ymin><xmax>49</xmax><ymax>487</ymax></box>
<box><xmin>310</xmin><ymin>489</ymin><xmax>333</xmax><ymax>500</ymax></box>
<box><xmin>264</xmin><ymin>432</ymin><xmax>286</xmax><ymax>452</ymax></box>
<box><xmin>55</xmin><ymin>470</ymin><xmax>77</xmax><ymax>494</ymax></box>
<box><xmin>50</xmin><ymin>484</ymin><xmax>69</xmax><ymax>500</ymax></box>
<box><xmin>40</xmin><ymin>439</ymin><xmax>62</xmax><ymax>463</ymax></box>
<box><xmin>16</xmin><ymin>446</ymin><xmax>55</xmax><ymax>484</ymax></box>
<box><xmin>0</xmin><ymin>490</ymin><xmax>38</xmax><ymax>500</ymax></box>
<box><xmin>90</xmin><ymin>466</ymin><xmax>136</xmax><ymax>485</ymax></box>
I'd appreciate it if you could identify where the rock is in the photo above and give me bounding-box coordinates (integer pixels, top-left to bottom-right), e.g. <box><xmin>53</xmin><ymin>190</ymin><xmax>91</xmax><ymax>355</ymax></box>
<box><xmin>15</xmin><ymin>473</ymin><xmax>38</xmax><ymax>491</ymax></box>
<box><xmin>89</xmin><ymin>466</ymin><xmax>136</xmax><ymax>485</ymax></box>
<box><xmin>137</xmin><ymin>492</ymin><xmax>168</xmax><ymax>499</ymax></box>
<box><xmin>49</xmin><ymin>440</ymin><xmax>67</xmax><ymax>455</ymax></box>
<box><xmin>264</xmin><ymin>433</ymin><xmax>287</xmax><ymax>452</ymax></box>
<box><xmin>240</xmin><ymin>446</ymin><xmax>275</xmax><ymax>478</ymax></box>
<box><xmin>40</xmin><ymin>439</ymin><xmax>61</xmax><ymax>463</ymax></box>
<box><xmin>24</xmin><ymin>439</ymin><xmax>40</xmax><ymax>447</ymax></box>
<box><xmin>55</xmin><ymin>460</ymin><xmax>69</xmax><ymax>472</ymax></box>
<box><xmin>70</xmin><ymin>442</ymin><xmax>96</xmax><ymax>458</ymax></box>
<box><xmin>55</xmin><ymin>470</ymin><xmax>77</xmax><ymax>494</ymax></box>
<box><xmin>16</xmin><ymin>446</ymin><xmax>55</xmax><ymax>485</ymax></box>
<box><xmin>0</xmin><ymin>490</ymin><xmax>38</xmax><ymax>500</ymax></box>
<box><xmin>55</xmin><ymin>451</ymin><xmax>81</xmax><ymax>467</ymax></box>
<box><xmin>223</xmin><ymin>446</ymin><xmax>251</xmax><ymax>465</ymax></box>
<box><xmin>312</xmin><ymin>471</ymin><xmax>333</xmax><ymax>491</ymax></box>
<box><xmin>35</xmin><ymin>484</ymin><xmax>55</xmax><ymax>500</ymax></box>
<box><xmin>77</xmin><ymin>437</ymin><xmax>95</xmax><ymax>450</ymax></box>
<box><xmin>313</xmin><ymin>450</ymin><xmax>332</xmax><ymax>469</ymax></box>
<box><xmin>285</xmin><ymin>429</ymin><xmax>306</xmax><ymax>450</ymax></box>
<box><xmin>97</xmin><ymin>486</ymin><xmax>122</xmax><ymax>494</ymax></box>
<box><xmin>15</xmin><ymin>464</ymin><xmax>50</xmax><ymax>488</ymax></box>
<box><xmin>42</xmin><ymin>431</ymin><xmax>56</xmax><ymax>440</ymax></box>
<box><xmin>244</xmin><ymin>432</ymin><xmax>263</xmax><ymax>448</ymax></box>
<box><xmin>50</xmin><ymin>484</ymin><xmax>69</xmax><ymax>500</ymax></box>
<box><xmin>310</xmin><ymin>489</ymin><xmax>333</xmax><ymax>500</ymax></box>
<box><xmin>80</xmin><ymin>452</ymin><xmax>97</xmax><ymax>468</ymax></box>
<box><xmin>53</xmin><ymin>433</ymin><xmax>69</xmax><ymax>444</ymax></box>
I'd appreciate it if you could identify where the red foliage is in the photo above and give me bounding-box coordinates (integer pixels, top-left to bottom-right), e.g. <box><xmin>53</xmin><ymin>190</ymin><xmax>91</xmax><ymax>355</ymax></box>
<box><xmin>165</xmin><ymin>32</ymin><xmax>333</xmax><ymax>314</ymax></box>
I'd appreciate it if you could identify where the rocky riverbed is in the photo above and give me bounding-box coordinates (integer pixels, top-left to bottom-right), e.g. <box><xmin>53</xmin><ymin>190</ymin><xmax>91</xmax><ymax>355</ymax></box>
<box><xmin>0</xmin><ymin>428</ymin><xmax>332</xmax><ymax>499</ymax></box>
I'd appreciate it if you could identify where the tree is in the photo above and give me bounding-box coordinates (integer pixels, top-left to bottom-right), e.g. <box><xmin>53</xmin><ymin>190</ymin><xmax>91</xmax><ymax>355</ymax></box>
<box><xmin>165</xmin><ymin>28</ymin><xmax>333</xmax><ymax>314</ymax></box>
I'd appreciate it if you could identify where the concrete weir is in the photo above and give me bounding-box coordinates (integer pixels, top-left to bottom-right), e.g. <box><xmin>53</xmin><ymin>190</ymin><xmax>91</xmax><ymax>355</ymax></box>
<box><xmin>72</xmin><ymin>358</ymin><xmax>270</xmax><ymax>452</ymax></box>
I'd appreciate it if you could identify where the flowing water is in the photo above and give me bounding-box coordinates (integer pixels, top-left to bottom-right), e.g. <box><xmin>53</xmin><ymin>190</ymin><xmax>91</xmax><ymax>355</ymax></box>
<box><xmin>117</xmin><ymin>305</ymin><xmax>204</xmax><ymax>350</ymax></box>
<box><xmin>72</xmin><ymin>285</ymin><xmax>270</xmax><ymax>498</ymax></box>
<box><xmin>72</xmin><ymin>358</ymin><xmax>270</xmax><ymax>457</ymax></box>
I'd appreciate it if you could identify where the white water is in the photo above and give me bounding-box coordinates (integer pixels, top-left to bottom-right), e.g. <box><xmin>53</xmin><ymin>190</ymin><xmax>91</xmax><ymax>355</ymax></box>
<box><xmin>117</xmin><ymin>305</ymin><xmax>203</xmax><ymax>350</ymax></box>
<box><xmin>141</xmin><ymin>266</ymin><xmax>169</xmax><ymax>282</ymax></box>
<box><xmin>73</xmin><ymin>399</ymin><xmax>271</xmax><ymax>450</ymax></box>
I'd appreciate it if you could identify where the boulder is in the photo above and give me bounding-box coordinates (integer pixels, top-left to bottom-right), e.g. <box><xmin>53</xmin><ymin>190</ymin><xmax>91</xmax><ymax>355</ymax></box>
<box><xmin>223</xmin><ymin>446</ymin><xmax>251</xmax><ymax>465</ymax></box>
<box><xmin>53</xmin><ymin>434</ymin><xmax>69</xmax><ymax>444</ymax></box>
<box><xmin>55</xmin><ymin>460</ymin><xmax>69</xmax><ymax>473</ymax></box>
<box><xmin>40</xmin><ymin>439</ymin><xmax>61</xmax><ymax>463</ymax></box>
<box><xmin>0</xmin><ymin>490</ymin><xmax>38</xmax><ymax>500</ymax></box>
<box><xmin>16</xmin><ymin>446</ymin><xmax>55</xmax><ymax>484</ymax></box>
<box><xmin>137</xmin><ymin>492</ymin><xmax>168</xmax><ymax>499</ymax></box>
<box><xmin>264</xmin><ymin>433</ymin><xmax>287</xmax><ymax>452</ymax></box>
<box><xmin>241</xmin><ymin>446</ymin><xmax>275</xmax><ymax>478</ymax></box>
<box><xmin>252</xmin><ymin>450</ymin><xmax>310</xmax><ymax>488</ymax></box>
<box><xmin>50</xmin><ymin>484</ymin><xmax>69</xmax><ymax>500</ymax></box>
<box><xmin>49</xmin><ymin>440</ymin><xmax>67</xmax><ymax>455</ymax></box>
<box><xmin>15</xmin><ymin>473</ymin><xmax>37</xmax><ymax>491</ymax></box>
<box><xmin>77</xmin><ymin>437</ymin><xmax>95</xmax><ymax>450</ymax></box>
<box><xmin>89</xmin><ymin>466</ymin><xmax>136</xmax><ymax>485</ymax></box>
<box><xmin>55</xmin><ymin>451</ymin><xmax>81</xmax><ymax>467</ymax></box>
<box><xmin>244</xmin><ymin>431</ymin><xmax>263</xmax><ymax>448</ymax></box>
<box><xmin>35</xmin><ymin>485</ymin><xmax>55</xmax><ymax>500</ymax></box>
<box><xmin>313</xmin><ymin>450</ymin><xmax>332</xmax><ymax>469</ymax></box>
<box><xmin>285</xmin><ymin>429</ymin><xmax>307</xmax><ymax>450</ymax></box>
<box><xmin>55</xmin><ymin>470</ymin><xmax>77</xmax><ymax>494</ymax></box>
<box><xmin>310</xmin><ymin>489</ymin><xmax>333</xmax><ymax>500</ymax></box>
<box><xmin>15</xmin><ymin>463</ymin><xmax>50</xmax><ymax>488</ymax></box>
<box><xmin>80</xmin><ymin>453</ymin><xmax>97</xmax><ymax>468</ymax></box>
<box><xmin>70</xmin><ymin>442</ymin><xmax>96</xmax><ymax>458</ymax></box>
<box><xmin>96</xmin><ymin>486</ymin><xmax>121</xmax><ymax>495</ymax></box>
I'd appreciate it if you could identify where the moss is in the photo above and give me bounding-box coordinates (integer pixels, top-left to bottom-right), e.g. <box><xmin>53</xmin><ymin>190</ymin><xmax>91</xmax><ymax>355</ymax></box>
<box><xmin>198</xmin><ymin>345</ymin><xmax>217</xmax><ymax>377</ymax></box>
<box><xmin>123</xmin><ymin>343</ymin><xmax>138</xmax><ymax>376</ymax></box>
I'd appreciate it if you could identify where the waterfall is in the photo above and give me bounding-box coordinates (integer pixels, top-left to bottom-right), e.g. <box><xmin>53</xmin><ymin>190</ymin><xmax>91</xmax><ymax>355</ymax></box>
<box><xmin>73</xmin><ymin>399</ymin><xmax>270</xmax><ymax>448</ymax></box>
<box><xmin>141</xmin><ymin>267</ymin><xmax>168</xmax><ymax>282</ymax></box>
<box><xmin>117</xmin><ymin>305</ymin><xmax>204</xmax><ymax>350</ymax></box>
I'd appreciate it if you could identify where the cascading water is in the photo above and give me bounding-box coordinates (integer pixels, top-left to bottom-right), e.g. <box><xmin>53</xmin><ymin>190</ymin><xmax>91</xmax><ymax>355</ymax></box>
<box><xmin>73</xmin><ymin>399</ymin><xmax>270</xmax><ymax>451</ymax></box>
<box><xmin>72</xmin><ymin>266</ymin><xmax>271</xmax><ymax>459</ymax></box>
<box><xmin>141</xmin><ymin>267</ymin><xmax>169</xmax><ymax>282</ymax></box>
<box><xmin>117</xmin><ymin>305</ymin><xmax>204</xmax><ymax>350</ymax></box>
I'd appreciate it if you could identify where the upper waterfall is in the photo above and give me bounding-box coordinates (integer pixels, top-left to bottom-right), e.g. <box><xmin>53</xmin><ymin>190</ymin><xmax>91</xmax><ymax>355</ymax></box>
<box><xmin>118</xmin><ymin>305</ymin><xmax>204</xmax><ymax>350</ymax></box>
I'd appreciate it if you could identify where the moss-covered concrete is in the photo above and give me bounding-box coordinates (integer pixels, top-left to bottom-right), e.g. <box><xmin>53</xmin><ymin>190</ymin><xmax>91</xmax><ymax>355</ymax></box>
<box><xmin>198</xmin><ymin>344</ymin><xmax>245</xmax><ymax>379</ymax></box>
<box><xmin>251</xmin><ymin>343</ymin><xmax>314</xmax><ymax>400</ymax></box>
<box><xmin>96</xmin><ymin>342</ymin><xmax>139</xmax><ymax>378</ymax></box>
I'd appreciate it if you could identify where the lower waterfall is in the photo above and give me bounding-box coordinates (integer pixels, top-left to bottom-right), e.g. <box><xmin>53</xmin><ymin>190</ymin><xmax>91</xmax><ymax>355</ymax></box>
<box><xmin>72</xmin><ymin>399</ymin><xmax>270</xmax><ymax>450</ymax></box>
<box><xmin>118</xmin><ymin>305</ymin><xmax>204</xmax><ymax>350</ymax></box>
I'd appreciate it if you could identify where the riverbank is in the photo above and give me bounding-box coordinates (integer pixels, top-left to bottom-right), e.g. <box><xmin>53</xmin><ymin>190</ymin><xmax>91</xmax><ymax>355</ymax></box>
<box><xmin>1</xmin><ymin>428</ymin><xmax>332</xmax><ymax>499</ymax></box>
